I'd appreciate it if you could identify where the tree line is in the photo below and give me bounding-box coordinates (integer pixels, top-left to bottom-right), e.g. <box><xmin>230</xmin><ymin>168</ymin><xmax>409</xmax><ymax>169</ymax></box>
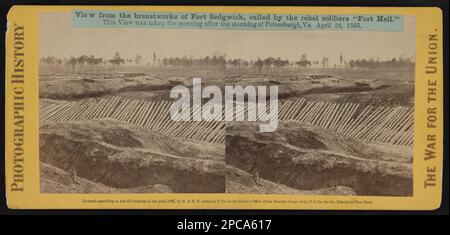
<box><xmin>40</xmin><ymin>53</ymin><xmax>139</xmax><ymax>72</ymax></box>
<box><xmin>40</xmin><ymin>52</ymin><xmax>414</xmax><ymax>73</ymax></box>
<box><xmin>347</xmin><ymin>57</ymin><xmax>414</xmax><ymax>69</ymax></box>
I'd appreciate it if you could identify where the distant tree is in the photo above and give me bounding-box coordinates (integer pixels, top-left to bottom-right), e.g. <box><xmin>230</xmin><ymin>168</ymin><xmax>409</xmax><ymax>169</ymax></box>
<box><xmin>67</xmin><ymin>57</ymin><xmax>77</xmax><ymax>72</ymax></box>
<box><xmin>40</xmin><ymin>56</ymin><xmax>59</xmax><ymax>74</ymax></box>
<box><xmin>228</xmin><ymin>58</ymin><xmax>241</xmax><ymax>68</ymax></box>
<box><xmin>346</xmin><ymin>56</ymin><xmax>413</xmax><ymax>70</ymax></box>
<box><xmin>321</xmin><ymin>56</ymin><xmax>329</xmax><ymax>67</ymax></box>
<box><xmin>348</xmin><ymin>60</ymin><xmax>355</xmax><ymax>69</ymax></box>
<box><xmin>86</xmin><ymin>55</ymin><xmax>103</xmax><ymax>71</ymax></box>
<box><xmin>110</xmin><ymin>52</ymin><xmax>125</xmax><ymax>70</ymax></box>
<box><xmin>295</xmin><ymin>54</ymin><xmax>311</xmax><ymax>69</ymax></box>
<box><xmin>254</xmin><ymin>58</ymin><xmax>264</xmax><ymax>73</ymax></box>
<box><xmin>76</xmin><ymin>55</ymin><xmax>89</xmax><ymax>71</ymax></box>
<box><xmin>135</xmin><ymin>55</ymin><xmax>142</xmax><ymax>71</ymax></box>
<box><xmin>272</xmin><ymin>57</ymin><xmax>289</xmax><ymax>70</ymax></box>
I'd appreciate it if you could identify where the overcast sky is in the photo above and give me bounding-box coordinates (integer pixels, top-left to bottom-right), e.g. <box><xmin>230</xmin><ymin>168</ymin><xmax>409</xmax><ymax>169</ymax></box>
<box><xmin>40</xmin><ymin>13</ymin><xmax>415</xmax><ymax>65</ymax></box>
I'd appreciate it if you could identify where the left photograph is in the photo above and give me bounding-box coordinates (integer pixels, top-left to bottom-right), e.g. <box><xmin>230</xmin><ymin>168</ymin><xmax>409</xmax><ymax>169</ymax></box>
<box><xmin>38</xmin><ymin>13</ymin><xmax>227</xmax><ymax>193</ymax></box>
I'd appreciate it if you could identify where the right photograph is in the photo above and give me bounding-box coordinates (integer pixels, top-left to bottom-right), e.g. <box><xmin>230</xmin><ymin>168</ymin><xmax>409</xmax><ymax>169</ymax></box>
<box><xmin>224</xmin><ymin>16</ymin><xmax>415</xmax><ymax>196</ymax></box>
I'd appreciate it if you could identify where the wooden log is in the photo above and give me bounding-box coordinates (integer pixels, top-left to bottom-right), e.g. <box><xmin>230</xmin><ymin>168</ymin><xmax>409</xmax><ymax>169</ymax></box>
<box><xmin>329</xmin><ymin>102</ymin><xmax>349</xmax><ymax>131</ymax></box>
<box><xmin>304</xmin><ymin>102</ymin><xmax>323</xmax><ymax>124</ymax></box>
<box><xmin>336</xmin><ymin>103</ymin><xmax>359</xmax><ymax>134</ymax></box>
<box><xmin>393</xmin><ymin>112</ymin><xmax>414</xmax><ymax>145</ymax></box>
<box><xmin>377</xmin><ymin>107</ymin><xmax>408</xmax><ymax>142</ymax></box>
<box><xmin>386</xmin><ymin>108</ymin><xmax>414</xmax><ymax>143</ymax></box>
<box><xmin>348</xmin><ymin>106</ymin><xmax>382</xmax><ymax>139</ymax></box>
<box><xmin>144</xmin><ymin>101</ymin><xmax>162</xmax><ymax>129</ymax></box>
<box><xmin>342</xmin><ymin>105</ymin><xmax>371</xmax><ymax>137</ymax></box>
<box><xmin>295</xmin><ymin>101</ymin><xmax>314</xmax><ymax>122</ymax></box>
<box><xmin>317</xmin><ymin>102</ymin><xmax>334</xmax><ymax>128</ymax></box>
<box><xmin>366</xmin><ymin>107</ymin><xmax>399</xmax><ymax>141</ymax></box>
<box><xmin>323</xmin><ymin>103</ymin><xmax>340</xmax><ymax>129</ymax></box>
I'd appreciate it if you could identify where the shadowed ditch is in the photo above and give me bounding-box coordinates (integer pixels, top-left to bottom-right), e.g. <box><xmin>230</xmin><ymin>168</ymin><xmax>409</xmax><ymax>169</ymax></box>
<box><xmin>225</xmin><ymin>122</ymin><xmax>413</xmax><ymax>196</ymax></box>
<box><xmin>40</xmin><ymin>129</ymin><xmax>225</xmax><ymax>193</ymax></box>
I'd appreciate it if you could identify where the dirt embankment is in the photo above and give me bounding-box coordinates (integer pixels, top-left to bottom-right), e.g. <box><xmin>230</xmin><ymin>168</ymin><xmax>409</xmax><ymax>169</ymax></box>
<box><xmin>226</xmin><ymin>165</ymin><xmax>355</xmax><ymax>195</ymax></box>
<box><xmin>40</xmin><ymin>119</ymin><xmax>225</xmax><ymax>193</ymax></box>
<box><xmin>41</xmin><ymin>163</ymin><xmax>173</xmax><ymax>193</ymax></box>
<box><xmin>40</xmin><ymin>73</ymin><xmax>172</xmax><ymax>100</ymax></box>
<box><xmin>225</xmin><ymin>121</ymin><xmax>412</xmax><ymax>196</ymax></box>
<box><xmin>40</xmin><ymin>72</ymin><xmax>392</xmax><ymax>101</ymax></box>
<box><xmin>226</xmin><ymin>75</ymin><xmax>391</xmax><ymax>100</ymax></box>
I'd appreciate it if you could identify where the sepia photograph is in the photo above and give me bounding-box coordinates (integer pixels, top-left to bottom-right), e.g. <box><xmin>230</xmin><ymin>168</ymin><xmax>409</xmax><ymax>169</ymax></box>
<box><xmin>39</xmin><ymin>13</ymin><xmax>227</xmax><ymax>193</ymax></box>
<box><xmin>39</xmin><ymin>12</ymin><xmax>415</xmax><ymax>196</ymax></box>
<box><xmin>223</xmin><ymin>20</ymin><xmax>416</xmax><ymax>196</ymax></box>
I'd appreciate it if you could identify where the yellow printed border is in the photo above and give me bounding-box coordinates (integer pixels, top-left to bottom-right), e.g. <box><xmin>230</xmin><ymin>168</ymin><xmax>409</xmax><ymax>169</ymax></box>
<box><xmin>5</xmin><ymin>6</ymin><xmax>443</xmax><ymax>210</ymax></box>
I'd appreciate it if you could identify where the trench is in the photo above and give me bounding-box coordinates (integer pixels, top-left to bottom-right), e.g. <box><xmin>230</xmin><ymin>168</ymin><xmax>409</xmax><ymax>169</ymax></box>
<box><xmin>225</xmin><ymin>135</ymin><xmax>412</xmax><ymax>196</ymax></box>
<box><xmin>40</xmin><ymin>133</ymin><xmax>225</xmax><ymax>193</ymax></box>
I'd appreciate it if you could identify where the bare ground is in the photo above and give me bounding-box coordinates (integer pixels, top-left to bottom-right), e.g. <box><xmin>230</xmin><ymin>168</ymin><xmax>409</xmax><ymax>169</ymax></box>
<box><xmin>40</xmin><ymin>119</ymin><xmax>225</xmax><ymax>193</ymax></box>
<box><xmin>225</xmin><ymin>121</ymin><xmax>413</xmax><ymax>196</ymax></box>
